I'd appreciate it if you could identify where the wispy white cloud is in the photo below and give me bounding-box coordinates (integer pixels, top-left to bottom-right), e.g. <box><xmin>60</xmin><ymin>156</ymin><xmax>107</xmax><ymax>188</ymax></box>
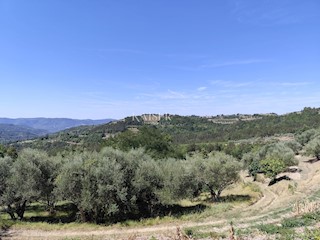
<box><xmin>142</xmin><ymin>90</ymin><xmax>188</xmax><ymax>100</ymax></box>
<box><xmin>210</xmin><ymin>80</ymin><xmax>255</xmax><ymax>88</ymax></box>
<box><xmin>197</xmin><ymin>86</ymin><xmax>207</xmax><ymax>91</ymax></box>
<box><xmin>201</xmin><ymin>59</ymin><xmax>270</xmax><ymax>69</ymax></box>
<box><xmin>273</xmin><ymin>81</ymin><xmax>313</xmax><ymax>87</ymax></box>
<box><xmin>229</xmin><ymin>0</ymin><xmax>317</xmax><ymax>26</ymax></box>
<box><xmin>171</xmin><ymin>58</ymin><xmax>270</xmax><ymax>71</ymax></box>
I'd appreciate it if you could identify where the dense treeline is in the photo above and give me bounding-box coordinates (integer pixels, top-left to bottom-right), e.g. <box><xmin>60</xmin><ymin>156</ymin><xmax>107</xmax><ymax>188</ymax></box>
<box><xmin>0</xmin><ymin>147</ymin><xmax>242</xmax><ymax>223</ymax></box>
<box><xmin>161</xmin><ymin>107</ymin><xmax>320</xmax><ymax>144</ymax></box>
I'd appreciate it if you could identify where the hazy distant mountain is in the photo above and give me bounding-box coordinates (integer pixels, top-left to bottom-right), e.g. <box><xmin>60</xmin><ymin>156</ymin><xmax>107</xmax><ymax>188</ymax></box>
<box><xmin>0</xmin><ymin>118</ymin><xmax>114</xmax><ymax>133</ymax></box>
<box><xmin>0</xmin><ymin>124</ymin><xmax>48</xmax><ymax>143</ymax></box>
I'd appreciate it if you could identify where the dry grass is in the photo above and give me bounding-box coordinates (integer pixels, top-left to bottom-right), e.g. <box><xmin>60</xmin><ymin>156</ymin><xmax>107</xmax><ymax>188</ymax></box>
<box><xmin>292</xmin><ymin>200</ymin><xmax>320</xmax><ymax>216</ymax></box>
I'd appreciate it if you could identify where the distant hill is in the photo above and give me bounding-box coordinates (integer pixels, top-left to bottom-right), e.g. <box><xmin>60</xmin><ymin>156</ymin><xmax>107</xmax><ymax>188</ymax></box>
<box><xmin>0</xmin><ymin>118</ymin><xmax>114</xmax><ymax>133</ymax></box>
<box><xmin>0</xmin><ymin>124</ymin><xmax>48</xmax><ymax>143</ymax></box>
<box><xmin>12</xmin><ymin>107</ymin><xmax>320</xmax><ymax>155</ymax></box>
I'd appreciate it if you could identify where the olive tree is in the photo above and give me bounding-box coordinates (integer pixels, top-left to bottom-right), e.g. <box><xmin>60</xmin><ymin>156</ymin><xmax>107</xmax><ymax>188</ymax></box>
<box><xmin>305</xmin><ymin>137</ymin><xmax>320</xmax><ymax>160</ymax></box>
<box><xmin>246</xmin><ymin>142</ymin><xmax>298</xmax><ymax>180</ymax></box>
<box><xmin>0</xmin><ymin>157</ymin><xmax>13</xmax><ymax>218</ymax></box>
<box><xmin>56</xmin><ymin>148</ymin><xmax>167</xmax><ymax>223</ymax></box>
<box><xmin>296</xmin><ymin>129</ymin><xmax>320</xmax><ymax>146</ymax></box>
<box><xmin>1</xmin><ymin>149</ymin><xmax>57</xmax><ymax>220</ymax></box>
<box><xmin>259</xmin><ymin>158</ymin><xmax>286</xmax><ymax>180</ymax></box>
<box><xmin>191</xmin><ymin>152</ymin><xmax>242</xmax><ymax>202</ymax></box>
<box><xmin>284</xmin><ymin>140</ymin><xmax>302</xmax><ymax>155</ymax></box>
<box><xmin>159</xmin><ymin>158</ymin><xmax>198</xmax><ymax>203</ymax></box>
<box><xmin>258</xmin><ymin>142</ymin><xmax>297</xmax><ymax>167</ymax></box>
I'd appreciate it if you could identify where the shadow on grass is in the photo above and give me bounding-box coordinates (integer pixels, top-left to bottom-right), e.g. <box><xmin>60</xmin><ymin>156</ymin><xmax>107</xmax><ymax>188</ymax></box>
<box><xmin>304</xmin><ymin>157</ymin><xmax>320</xmax><ymax>164</ymax></box>
<box><xmin>18</xmin><ymin>194</ymin><xmax>251</xmax><ymax>225</ymax></box>
<box><xmin>25</xmin><ymin>203</ymin><xmax>77</xmax><ymax>224</ymax></box>
<box><xmin>157</xmin><ymin>203</ymin><xmax>207</xmax><ymax>218</ymax></box>
<box><xmin>269</xmin><ymin>175</ymin><xmax>291</xmax><ymax>186</ymax></box>
<box><xmin>219</xmin><ymin>194</ymin><xmax>252</xmax><ymax>203</ymax></box>
<box><xmin>23</xmin><ymin>202</ymin><xmax>207</xmax><ymax>224</ymax></box>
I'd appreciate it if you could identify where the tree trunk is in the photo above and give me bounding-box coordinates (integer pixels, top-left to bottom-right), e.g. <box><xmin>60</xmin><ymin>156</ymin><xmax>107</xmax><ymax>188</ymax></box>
<box><xmin>79</xmin><ymin>208</ymin><xmax>88</xmax><ymax>222</ymax></box>
<box><xmin>47</xmin><ymin>197</ymin><xmax>55</xmax><ymax>215</ymax></box>
<box><xmin>16</xmin><ymin>200</ymin><xmax>27</xmax><ymax>220</ymax></box>
<box><xmin>210</xmin><ymin>189</ymin><xmax>219</xmax><ymax>202</ymax></box>
<box><xmin>209</xmin><ymin>187</ymin><xmax>223</xmax><ymax>202</ymax></box>
<box><xmin>6</xmin><ymin>205</ymin><xmax>16</xmax><ymax>220</ymax></box>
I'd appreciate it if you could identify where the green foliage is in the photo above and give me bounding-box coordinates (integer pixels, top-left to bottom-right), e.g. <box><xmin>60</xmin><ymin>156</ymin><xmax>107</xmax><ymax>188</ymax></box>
<box><xmin>284</xmin><ymin>140</ymin><xmax>302</xmax><ymax>155</ymax></box>
<box><xmin>13</xmin><ymin>107</ymin><xmax>320</xmax><ymax>155</ymax></box>
<box><xmin>256</xmin><ymin>223</ymin><xmax>294</xmax><ymax>235</ymax></box>
<box><xmin>258</xmin><ymin>142</ymin><xmax>297</xmax><ymax>166</ymax></box>
<box><xmin>158</xmin><ymin>158</ymin><xmax>196</xmax><ymax>202</ymax></box>
<box><xmin>246</xmin><ymin>142</ymin><xmax>297</xmax><ymax>179</ymax></box>
<box><xmin>259</xmin><ymin>158</ymin><xmax>286</xmax><ymax>179</ymax></box>
<box><xmin>256</xmin><ymin>211</ymin><xmax>320</xmax><ymax>238</ymax></box>
<box><xmin>222</xmin><ymin>142</ymin><xmax>255</xmax><ymax>159</ymax></box>
<box><xmin>0</xmin><ymin>124</ymin><xmax>48</xmax><ymax>143</ymax></box>
<box><xmin>163</xmin><ymin>107</ymin><xmax>320</xmax><ymax>144</ymax></box>
<box><xmin>304</xmin><ymin>136</ymin><xmax>320</xmax><ymax>159</ymax></box>
<box><xmin>0</xmin><ymin>156</ymin><xmax>12</xmax><ymax>202</ymax></box>
<box><xmin>296</xmin><ymin>128</ymin><xmax>320</xmax><ymax>146</ymax></box>
<box><xmin>106</xmin><ymin>126</ymin><xmax>176</xmax><ymax>159</ymax></box>
<box><xmin>0</xmin><ymin>145</ymin><xmax>18</xmax><ymax>159</ymax></box>
<box><xmin>0</xmin><ymin>144</ymin><xmax>5</xmax><ymax>158</ymax></box>
<box><xmin>0</xmin><ymin>149</ymin><xmax>59</xmax><ymax>220</ymax></box>
<box><xmin>190</xmin><ymin>152</ymin><xmax>242</xmax><ymax>201</ymax></box>
<box><xmin>56</xmin><ymin>148</ymin><xmax>168</xmax><ymax>223</ymax></box>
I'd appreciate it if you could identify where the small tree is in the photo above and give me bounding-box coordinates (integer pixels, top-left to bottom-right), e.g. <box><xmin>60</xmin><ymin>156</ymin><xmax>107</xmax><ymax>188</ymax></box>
<box><xmin>0</xmin><ymin>157</ymin><xmax>13</xmax><ymax>218</ymax></box>
<box><xmin>284</xmin><ymin>140</ymin><xmax>302</xmax><ymax>155</ymax></box>
<box><xmin>159</xmin><ymin>158</ymin><xmax>198</xmax><ymax>203</ymax></box>
<box><xmin>247</xmin><ymin>142</ymin><xmax>297</xmax><ymax>180</ymax></box>
<box><xmin>1</xmin><ymin>149</ymin><xmax>57</xmax><ymax>220</ymax></box>
<box><xmin>133</xmin><ymin>159</ymin><xmax>164</xmax><ymax>216</ymax></box>
<box><xmin>191</xmin><ymin>152</ymin><xmax>242</xmax><ymax>202</ymax></box>
<box><xmin>259</xmin><ymin>158</ymin><xmax>286</xmax><ymax>180</ymax></box>
<box><xmin>296</xmin><ymin>129</ymin><xmax>320</xmax><ymax>146</ymax></box>
<box><xmin>305</xmin><ymin>137</ymin><xmax>320</xmax><ymax>160</ymax></box>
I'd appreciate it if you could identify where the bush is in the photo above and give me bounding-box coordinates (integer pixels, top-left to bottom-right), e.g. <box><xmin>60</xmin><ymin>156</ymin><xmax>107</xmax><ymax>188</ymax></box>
<box><xmin>304</xmin><ymin>137</ymin><xmax>320</xmax><ymax>160</ymax></box>
<box><xmin>296</xmin><ymin>129</ymin><xmax>320</xmax><ymax>146</ymax></box>
<box><xmin>260</xmin><ymin>158</ymin><xmax>286</xmax><ymax>179</ymax></box>
<box><xmin>284</xmin><ymin>140</ymin><xmax>302</xmax><ymax>155</ymax></box>
<box><xmin>247</xmin><ymin>142</ymin><xmax>298</xmax><ymax>179</ymax></box>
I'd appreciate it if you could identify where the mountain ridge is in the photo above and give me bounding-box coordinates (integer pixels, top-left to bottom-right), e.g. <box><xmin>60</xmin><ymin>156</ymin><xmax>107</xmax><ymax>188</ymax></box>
<box><xmin>0</xmin><ymin>117</ymin><xmax>115</xmax><ymax>133</ymax></box>
<box><xmin>0</xmin><ymin>123</ymin><xmax>48</xmax><ymax>143</ymax></box>
<box><xmin>0</xmin><ymin>117</ymin><xmax>115</xmax><ymax>143</ymax></box>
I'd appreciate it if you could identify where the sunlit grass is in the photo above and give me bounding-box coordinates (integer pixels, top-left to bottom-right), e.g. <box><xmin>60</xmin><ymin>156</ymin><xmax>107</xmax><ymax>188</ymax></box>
<box><xmin>0</xmin><ymin>183</ymin><xmax>261</xmax><ymax>232</ymax></box>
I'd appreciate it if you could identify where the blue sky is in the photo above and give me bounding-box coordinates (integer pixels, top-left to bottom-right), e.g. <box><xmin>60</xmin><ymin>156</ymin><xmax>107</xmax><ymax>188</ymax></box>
<box><xmin>0</xmin><ymin>0</ymin><xmax>319</xmax><ymax>119</ymax></box>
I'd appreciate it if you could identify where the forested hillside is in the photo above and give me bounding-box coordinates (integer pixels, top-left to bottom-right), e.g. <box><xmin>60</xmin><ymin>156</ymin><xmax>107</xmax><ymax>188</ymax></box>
<box><xmin>0</xmin><ymin>124</ymin><xmax>48</xmax><ymax>143</ymax></box>
<box><xmin>11</xmin><ymin>107</ymin><xmax>320</xmax><ymax>155</ymax></box>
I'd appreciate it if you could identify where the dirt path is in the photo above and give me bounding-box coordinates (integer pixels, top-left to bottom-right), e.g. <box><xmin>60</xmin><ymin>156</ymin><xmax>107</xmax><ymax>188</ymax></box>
<box><xmin>3</xmin><ymin>155</ymin><xmax>320</xmax><ymax>240</ymax></box>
